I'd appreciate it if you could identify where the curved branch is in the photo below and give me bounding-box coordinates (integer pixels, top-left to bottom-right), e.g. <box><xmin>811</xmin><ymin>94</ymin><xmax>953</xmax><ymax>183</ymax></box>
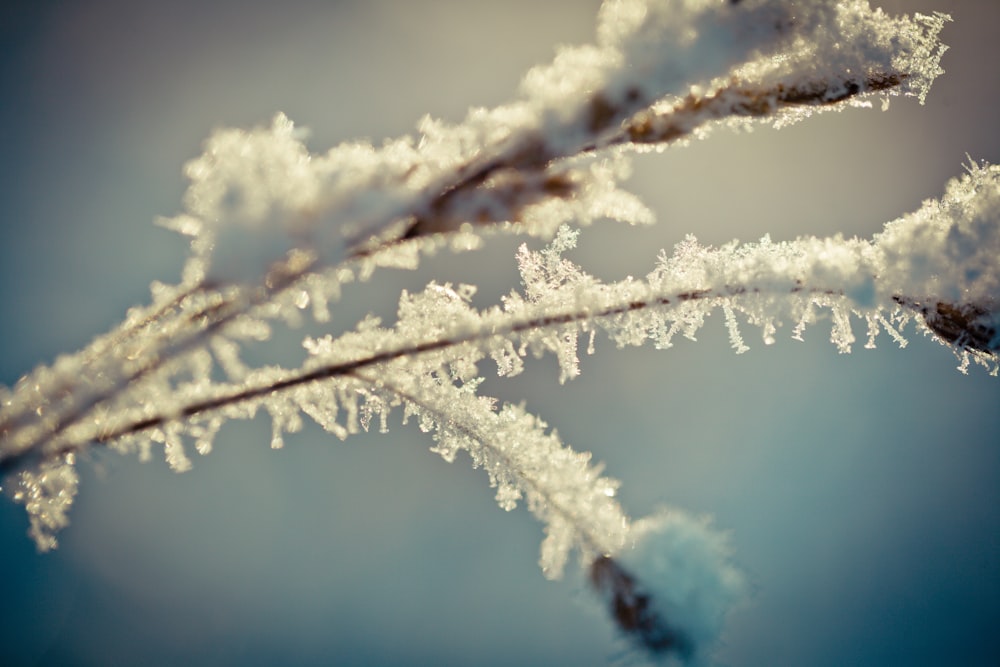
<box><xmin>352</xmin><ymin>371</ymin><xmax>625</xmax><ymax>559</ymax></box>
<box><xmin>5</xmin><ymin>280</ymin><xmax>978</xmax><ymax>477</ymax></box>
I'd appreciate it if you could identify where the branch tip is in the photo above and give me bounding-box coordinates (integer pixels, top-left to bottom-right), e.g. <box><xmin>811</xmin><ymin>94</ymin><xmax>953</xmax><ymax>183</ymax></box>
<box><xmin>590</xmin><ymin>555</ymin><xmax>694</xmax><ymax>660</ymax></box>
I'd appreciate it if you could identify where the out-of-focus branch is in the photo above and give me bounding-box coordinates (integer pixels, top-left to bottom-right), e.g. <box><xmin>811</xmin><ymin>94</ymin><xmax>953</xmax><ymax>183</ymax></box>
<box><xmin>618</xmin><ymin>72</ymin><xmax>906</xmax><ymax>146</ymax></box>
<box><xmin>590</xmin><ymin>555</ymin><xmax>694</xmax><ymax>659</ymax></box>
<box><xmin>389</xmin><ymin>72</ymin><xmax>912</xmax><ymax>246</ymax></box>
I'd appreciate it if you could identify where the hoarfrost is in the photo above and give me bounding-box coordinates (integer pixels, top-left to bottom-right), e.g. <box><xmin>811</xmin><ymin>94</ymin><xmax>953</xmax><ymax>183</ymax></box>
<box><xmin>0</xmin><ymin>1</ymin><xmax>992</xmax><ymax>662</ymax></box>
<box><xmin>9</xmin><ymin>456</ymin><xmax>79</xmax><ymax>552</ymax></box>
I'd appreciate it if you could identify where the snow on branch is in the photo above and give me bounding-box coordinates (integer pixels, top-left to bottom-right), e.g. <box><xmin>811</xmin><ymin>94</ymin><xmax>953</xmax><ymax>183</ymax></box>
<box><xmin>0</xmin><ymin>0</ymin><xmax>988</xmax><ymax>663</ymax></box>
<box><xmin>161</xmin><ymin>0</ymin><xmax>948</xmax><ymax>271</ymax></box>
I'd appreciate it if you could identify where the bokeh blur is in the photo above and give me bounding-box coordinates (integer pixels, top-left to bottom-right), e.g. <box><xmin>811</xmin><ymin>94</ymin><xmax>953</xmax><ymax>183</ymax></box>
<box><xmin>1</xmin><ymin>2</ymin><xmax>998</xmax><ymax>666</ymax></box>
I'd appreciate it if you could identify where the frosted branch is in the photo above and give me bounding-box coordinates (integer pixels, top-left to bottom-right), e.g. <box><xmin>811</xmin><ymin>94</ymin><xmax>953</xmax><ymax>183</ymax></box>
<box><xmin>6</xmin><ymin>159</ymin><xmax>996</xmax><ymax>482</ymax></box>
<box><xmin>351</xmin><ymin>372</ymin><xmax>630</xmax><ymax>576</ymax></box>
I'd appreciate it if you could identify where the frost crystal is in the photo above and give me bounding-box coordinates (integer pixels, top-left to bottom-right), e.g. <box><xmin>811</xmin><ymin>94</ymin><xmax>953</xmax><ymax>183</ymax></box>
<box><xmin>877</xmin><ymin>162</ymin><xmax>1000</xmax><ymax>312</ymax></box>
<box><xmin>9</xmin><ymin>456</ymin><xmax>79</xmax><ymax>552</ymax></box>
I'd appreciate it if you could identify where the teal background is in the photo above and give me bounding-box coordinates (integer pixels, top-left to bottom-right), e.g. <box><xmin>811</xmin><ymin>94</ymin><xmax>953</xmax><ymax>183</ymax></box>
<box><xmin>2</xmin><ymin>2</ymin><xmax>998</xmax><ymax>665</ymax></box>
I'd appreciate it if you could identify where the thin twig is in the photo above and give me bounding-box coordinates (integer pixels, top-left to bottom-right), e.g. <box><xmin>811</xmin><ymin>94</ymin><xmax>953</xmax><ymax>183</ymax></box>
<box><xmin>351</xmin><ymin>371</ymin><xmax>619</xmax><ymax>556</ymax></box>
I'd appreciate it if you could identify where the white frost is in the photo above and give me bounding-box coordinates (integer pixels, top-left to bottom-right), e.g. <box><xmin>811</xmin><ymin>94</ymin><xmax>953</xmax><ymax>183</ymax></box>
<box><xmin>876</xmin><ymin>161</ymin><xmax>1000</xmax><ymax>315</ymax></box>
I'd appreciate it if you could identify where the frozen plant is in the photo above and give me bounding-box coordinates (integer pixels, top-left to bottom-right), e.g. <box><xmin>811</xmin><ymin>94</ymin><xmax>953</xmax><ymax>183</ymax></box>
<box><xmin>1</xmin><ymin>0</ymin><xmax>997</xmax><ymax>663</ymax></box>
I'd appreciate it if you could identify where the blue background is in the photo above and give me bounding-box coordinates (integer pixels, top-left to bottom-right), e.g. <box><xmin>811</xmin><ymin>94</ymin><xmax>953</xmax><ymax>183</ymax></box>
<box><xmin>2</xmin><ymin>2</ymin><xmax>998</xmax><ymax>665</ymax></box>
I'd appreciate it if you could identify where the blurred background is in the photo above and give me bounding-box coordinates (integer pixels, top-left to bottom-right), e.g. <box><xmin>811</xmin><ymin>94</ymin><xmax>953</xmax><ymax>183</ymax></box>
<box><xmin>1</xmin><ymin>1</ymin><xmax>998</xmax><ymax>666</ymax></box>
